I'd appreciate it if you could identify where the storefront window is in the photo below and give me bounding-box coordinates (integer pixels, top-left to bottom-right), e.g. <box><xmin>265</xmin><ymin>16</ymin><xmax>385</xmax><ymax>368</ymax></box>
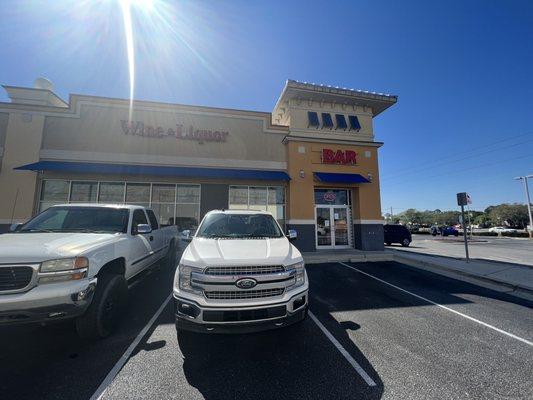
<box><xmin>268</xmin><ymin>186</ymin><xmax>285</xmax><ymax>205</ymax></box>
<box><xmin>98</xmin><ymin>182</ymin><xmax>125</xmax><ymax>203</ymax></box>
<box><xmin>152</xmin><ymin>184</ymin><xmax>175</xmax><ymax>203</ymax></box>
<box><xmin>152</xmin><ymin>203</ymin><xmax>175</xmax><ymax>226</ymax></box>
<box><xmin>176</xmin><ymin>185</ymin><xmax>200</xmax><ymax>204</ymax></box>
<box><xmin>70</xmin><ymin>181</ymin><xmax>98</xmax><ymax>202</ymax></box>
<box><xmin>229</xmin><ymin>186</ymin><xmax>286</xmax><ymax>228</ymax></box>
<box><xmin>38</xmin><ymin>180</ymin><xmax>201</xmax><ymax>227</ymax></box>
<box><xmin>126</xmin><ymin>183</ymin><xmax>150</xmax><ymax>204</ymax></box>
<box><xmin>39</xmin><ymin>180</ymin><xmax>69</xmax><ymax>211</ymax></box>
<box><xmin>228</xmin><ymin>186</ymin><xmax>248</xmax><ymax>208</ymax></box>
<box><xmin>248</xmin><ymin>187</ymin><xmax>267</xmax><ymax>211</ymax></box>
<box><xmin>175</xmin><ymin>204</ymin><xmax>200</xmax><ymax>231</ymax></box>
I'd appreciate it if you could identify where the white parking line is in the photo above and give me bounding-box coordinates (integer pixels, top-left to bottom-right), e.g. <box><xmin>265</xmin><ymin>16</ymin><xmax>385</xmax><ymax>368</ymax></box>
<box><xmin>90</xmin><ymin>293</ymin><xmax>173</xmax><ymax>400</ymax></box>
<box><xmin>309</xmin><ymin>311</ymin><xmax>377</xmax><ymax>386</ymax></box>
<box><xmin>339</xmin><ymin>262</ymin><xmax>533</xmax><ymax>347</ymax></box>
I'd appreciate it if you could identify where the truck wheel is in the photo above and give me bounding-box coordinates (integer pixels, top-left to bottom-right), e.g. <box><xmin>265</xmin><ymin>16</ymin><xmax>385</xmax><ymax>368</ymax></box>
<box><xmin>401</xmin><ymin>238</ymin><xmax>410</xmax><ymax>247</ymax></box>
<box><xmin>75</xmin><ymin>274</ymin><xmax>128</xmax><ymax>339</ymax></box>
<box><xmin>385</xmin><ymin>242</ymin><xmax>391</xmax><ymax>246</ymax></box>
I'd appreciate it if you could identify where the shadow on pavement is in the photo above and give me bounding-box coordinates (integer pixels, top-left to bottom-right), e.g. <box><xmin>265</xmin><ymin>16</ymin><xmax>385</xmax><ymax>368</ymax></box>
<box><xmin>177</xmin><ymin>315</ymin><xmax>384</xmax><ymax>400</ymax></box>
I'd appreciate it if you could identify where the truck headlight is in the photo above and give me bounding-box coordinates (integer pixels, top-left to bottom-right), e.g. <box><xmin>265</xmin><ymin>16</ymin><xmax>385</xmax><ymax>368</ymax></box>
<box><xmin>175</xmin><ymin>263</ymin><xmax>203</xmax><ymax>293</ymax></box>
<box><xmin>39</xmin><ymin>257</ymin><xmax>89</xmax><ymax>284</ymax></box>
<box><xmin>40</xmin><ymin>257</ymin><xmax>88</xmax><ymax>272</ymax></box>
<box><xmin>286</xmin><ymin>261</ymin><xmax>305</xmax><ymax>288</ymax></box>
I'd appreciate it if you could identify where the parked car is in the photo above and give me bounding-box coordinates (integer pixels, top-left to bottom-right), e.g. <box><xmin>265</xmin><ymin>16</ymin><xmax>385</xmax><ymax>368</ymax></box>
<box><xmin>431</xmin><ymin>225</ymin><xmax>459</xmax><ymax>237</ymax></box>
<box><xmin>384</xmin><ymin>224</ymin><xmax>412</xmax><ymax>247</ymax></box>
<box><xmin>489</xmin><ymin>226</ymin><xmax>517</xmax><ymax>233</ymax></box>
<box><xmin>174</xmin><ymin>210</ymin><xmax>308</xmax><ymax>334</ymax></box>
<box><xmin>0</xmin><ymin>204</ymin><xmax>178</xmax><ymax>339</ymax></box>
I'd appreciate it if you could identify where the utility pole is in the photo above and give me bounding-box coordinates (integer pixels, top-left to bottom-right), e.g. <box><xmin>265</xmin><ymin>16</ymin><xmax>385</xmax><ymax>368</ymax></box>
<box><xmin>515</xmin><ymin>175</ymin><xmax>533</xmax><ymax>239</ymax></box>
<box><xmin>390</xmin><ymin>206</ymin><xmax>393</xmax><ymax>223</ymax></box>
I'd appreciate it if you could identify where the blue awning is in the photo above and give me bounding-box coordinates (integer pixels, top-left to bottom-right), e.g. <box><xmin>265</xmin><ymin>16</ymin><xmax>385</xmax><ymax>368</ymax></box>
<box><xmin>15</xmin><ymin>161</ymin><xmax>291</xmax><ymax>181</ymax></box>
<box><xmin>314</xmin><ymin>172</ymin><xmax>370</xmax><ymax>184</ymax></box>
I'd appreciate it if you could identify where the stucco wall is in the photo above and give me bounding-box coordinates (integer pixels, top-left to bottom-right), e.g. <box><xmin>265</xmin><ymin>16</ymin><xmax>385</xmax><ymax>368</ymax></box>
<box><xmin>0</xmin><ymin>112</ymin><xmax>44</xmax><ymax>224</ymax></box>
<box><xmin>286</xmin><ymin>140</ymin><xmax>382</xmax><ymax>222</ymax></box>
<box><xmin>41</xmin><ymin>102</ymin><xmax>287</xmax><ymax>167</ymax></box>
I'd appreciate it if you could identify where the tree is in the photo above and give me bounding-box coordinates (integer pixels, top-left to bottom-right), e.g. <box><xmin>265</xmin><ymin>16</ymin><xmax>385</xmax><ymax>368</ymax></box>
<box><xmin>487</xmin><ymin>204</ymin><xmax>529</xmax><ymax>228</ymax></box>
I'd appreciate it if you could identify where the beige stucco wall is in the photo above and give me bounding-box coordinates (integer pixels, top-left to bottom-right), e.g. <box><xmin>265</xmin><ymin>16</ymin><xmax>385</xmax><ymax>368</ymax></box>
<box><xmin>0</xmin><ymin>112</ymin><xmax>44</xmax><ymax>223</ymax></box>
<box><xmin>0</xmin><ymin>112</ymin><xmax>9</xmax><ymax>171</ymax></box>
<box><xmin>283</xmin><ymin>99</ymin><xmax>373</xmax><ymax>142</ymax></box>
<box><xmin>41</xmin><ymin>102</ymin><xmax>287</xmax><ymax>167</ymax></box>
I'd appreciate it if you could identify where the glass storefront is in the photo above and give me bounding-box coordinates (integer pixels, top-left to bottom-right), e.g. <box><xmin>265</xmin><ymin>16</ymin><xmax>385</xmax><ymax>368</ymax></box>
<box><xmin>229</xmin><ymin>186</ymin><xmax>286</xmax><ymax>227</ymax></box>
<box><xmin>38</xmin><ymin>180</ymin><xmax>200</xmax><ymax>230</ymax></box>
<box><xmin>314</xmin><ymin>189</ymin><xmax>352</xmax><ymax>248</ymax></box>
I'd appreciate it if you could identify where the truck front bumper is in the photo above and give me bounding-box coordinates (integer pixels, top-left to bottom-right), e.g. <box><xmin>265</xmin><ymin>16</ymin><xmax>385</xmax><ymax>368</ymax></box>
<box><xmin>175</xmin><ymin>289</ymin><xmax>308</xmax><ymax>334</ymax></box>
<box><xmin>0</xmin><ymin>278</ymin><xmax>97</xmax><ymax>325</ymax></box>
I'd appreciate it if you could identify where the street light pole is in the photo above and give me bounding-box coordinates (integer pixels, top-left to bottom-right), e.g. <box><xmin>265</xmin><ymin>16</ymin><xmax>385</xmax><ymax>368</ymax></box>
<box><xmin>515</xmin><ymin>175</ymin><xmax>533</xmax><ymax>239</ymax></box>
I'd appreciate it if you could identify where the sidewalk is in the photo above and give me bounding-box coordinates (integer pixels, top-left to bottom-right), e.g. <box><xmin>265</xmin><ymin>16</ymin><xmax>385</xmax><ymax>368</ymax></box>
<box><xmin>389</xmin><ymin>249</ymin><xmax>533</xmax><ymax>300</ymax></box>
<box><xmin>301</xmin><ymin>248</ymin><xmax>533</xmax><ymax>301</ymax></box>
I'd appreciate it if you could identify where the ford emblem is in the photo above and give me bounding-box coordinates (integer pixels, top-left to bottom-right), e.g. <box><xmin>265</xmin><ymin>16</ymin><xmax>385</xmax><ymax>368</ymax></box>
<box><xmin>235</xmin><ymin>278</ymin><xmax>257</xmax><ymax>289</ymax></box>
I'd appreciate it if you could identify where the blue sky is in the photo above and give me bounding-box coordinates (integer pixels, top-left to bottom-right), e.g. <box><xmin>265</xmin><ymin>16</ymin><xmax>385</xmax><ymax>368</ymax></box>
<box><xmin>1</xmin><ymin>0</ymin><xmax>532</xmax><ymax>213</ymax></box>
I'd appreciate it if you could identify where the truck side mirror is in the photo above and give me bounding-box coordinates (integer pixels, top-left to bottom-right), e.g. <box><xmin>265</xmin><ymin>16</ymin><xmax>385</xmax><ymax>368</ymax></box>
<box><xmin>9</xmin><ymin>223</ymin><xmax>23</xmax><ymax>232</ymax></box>
<box><xmin>287</xmin><ymin>229</ymin><xmax>297</xmax><ymax>241</ymax></box>
<box><xmin>181</xmin><ymin>229</ymin><xmax>195</xmax><ymax>243</ymax></box>
<box><xmin>136</xmin><ymin>224</ymin><xmax>152</xmax><ymax>235</ymax></box>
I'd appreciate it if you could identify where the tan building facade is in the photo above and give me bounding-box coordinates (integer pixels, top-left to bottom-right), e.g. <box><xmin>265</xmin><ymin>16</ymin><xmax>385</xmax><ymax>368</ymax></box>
<box><xmin>0</xmin><ymin>79</ymin><xmax>396</xmax><ymax>252</ymax></box>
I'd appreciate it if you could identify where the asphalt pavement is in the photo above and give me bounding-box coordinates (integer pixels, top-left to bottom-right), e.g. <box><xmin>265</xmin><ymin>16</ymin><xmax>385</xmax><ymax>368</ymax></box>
<box><xmin>1</xmin><ymin>260</ymin><xmax>532</xmax><ymax>400</ymax></box>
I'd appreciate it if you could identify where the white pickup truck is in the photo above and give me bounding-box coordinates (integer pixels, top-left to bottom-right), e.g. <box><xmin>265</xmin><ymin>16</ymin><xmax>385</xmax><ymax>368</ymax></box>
<box><xmin>0</xmin><ymin>204</ymin><xmax>178</xmax><ymax>338</ymax></box>
<box><xmin>174</xmin><ymin>210</ymin><xmax>308</xmax><ymax>334</ymax></box>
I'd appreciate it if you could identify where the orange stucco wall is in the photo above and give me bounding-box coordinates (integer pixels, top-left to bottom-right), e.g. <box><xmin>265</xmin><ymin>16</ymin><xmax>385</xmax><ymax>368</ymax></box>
<box><xmin>286</xmin><ymin>140</ymin><xmax>382</xmax><ymax>222</ymax></box>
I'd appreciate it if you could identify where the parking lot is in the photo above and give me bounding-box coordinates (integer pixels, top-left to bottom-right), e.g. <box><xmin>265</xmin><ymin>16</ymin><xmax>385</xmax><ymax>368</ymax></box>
<box><xmin>1</xmin><ymin>260</ymin><xmax>532</xmax><ymax>400</ymax></box>
<box><xmin>395</xmin><ymin>234</ymin><xmax>533</xmax><ymax>267</ymax></box>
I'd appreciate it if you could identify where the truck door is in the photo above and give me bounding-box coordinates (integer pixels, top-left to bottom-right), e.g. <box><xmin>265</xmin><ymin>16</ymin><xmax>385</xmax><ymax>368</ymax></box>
<box><xmin>146</xmin><ymin>209</ymin><xmax>167</xmax><ymax>262</ymax></box>
<box><xmin>130</xmin><ymin>209</ymin><xmax>155</xmax><ymax>276</ymax></box>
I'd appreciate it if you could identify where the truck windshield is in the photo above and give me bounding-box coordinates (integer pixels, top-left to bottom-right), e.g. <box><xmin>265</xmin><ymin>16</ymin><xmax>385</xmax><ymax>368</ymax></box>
<box><xmin>18</xmin><ymin>207</ymin><xmax>129</xmax><ymax>233</ymax></box>
<box><xmin>196</xmin><ymin>213</ymin><xmax>283</xmax><ymax>238</ymax></box>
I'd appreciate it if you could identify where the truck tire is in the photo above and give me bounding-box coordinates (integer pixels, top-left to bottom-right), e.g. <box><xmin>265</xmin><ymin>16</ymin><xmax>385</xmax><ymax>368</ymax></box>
<box><xmin>401</xmin><ymin>238</ymin><xmax>410</xmax><ymax>247</ymax></box>
<box><xmin>75</xmin><ymin>274</ymin><xmax>128</xmax><ymax>339</ymax></box>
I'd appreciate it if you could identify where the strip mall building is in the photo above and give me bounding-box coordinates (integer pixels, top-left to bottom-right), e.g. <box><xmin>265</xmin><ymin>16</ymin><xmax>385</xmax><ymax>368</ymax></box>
<box><xmin>0</xmin><ymin>79</ymin><xmax>397</xmax><ymax>252</ymax></box>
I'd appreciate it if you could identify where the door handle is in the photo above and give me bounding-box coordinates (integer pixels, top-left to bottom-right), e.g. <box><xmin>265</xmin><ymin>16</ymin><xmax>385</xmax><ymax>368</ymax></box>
<box><xmin>149</xmin><ymin>236</ymin><xmax>154</xmax><ymax>241</ymax></box>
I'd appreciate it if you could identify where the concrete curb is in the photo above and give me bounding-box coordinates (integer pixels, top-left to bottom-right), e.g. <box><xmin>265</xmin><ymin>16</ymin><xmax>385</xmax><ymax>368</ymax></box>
<box><xmin>392</xmin><ymin>252</ymin><xmax>533</xmax><ymax>302</ymax></box>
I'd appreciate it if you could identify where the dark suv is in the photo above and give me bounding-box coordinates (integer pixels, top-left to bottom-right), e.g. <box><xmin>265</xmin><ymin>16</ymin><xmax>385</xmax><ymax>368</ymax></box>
<box><xmin>384</xmin><ymin>224</ymin><xmax>412</xmax><ymax>247</ymax></box>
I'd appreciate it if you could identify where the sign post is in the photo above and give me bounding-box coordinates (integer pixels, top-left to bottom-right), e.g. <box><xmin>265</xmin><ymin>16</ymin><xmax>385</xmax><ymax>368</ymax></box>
<box><xmin>457</xmin><ymin>192</ymin><xmax>470</xmax><ymax>262</ymax></box>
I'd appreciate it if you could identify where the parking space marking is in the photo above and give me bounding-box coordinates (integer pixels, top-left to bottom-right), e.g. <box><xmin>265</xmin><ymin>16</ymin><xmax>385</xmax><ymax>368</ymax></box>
<box><xmin>308</xmin><ymin>311</ymin><xmax>377</xmax><ymax>386</ymax></box>
<box><xmin>339</xmin><ymin>262</ymin><xmax>533</xmax><ymax>347</ymax></box>
<box><xmin>90</xmin><ymin>293</ymin><xmax>173</xmax><ymax>400</ymax></box>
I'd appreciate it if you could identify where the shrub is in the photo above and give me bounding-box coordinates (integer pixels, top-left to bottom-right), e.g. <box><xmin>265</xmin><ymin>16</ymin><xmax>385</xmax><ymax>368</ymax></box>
<box><xmin>472</xmin><ymin>232</ymin><xmax>498</xmax><ymax>236</ymax></box>
<box><xmin>502</xmin><ymin>231</ymin><xmax>529</xmax><ymax>238</ymax></box>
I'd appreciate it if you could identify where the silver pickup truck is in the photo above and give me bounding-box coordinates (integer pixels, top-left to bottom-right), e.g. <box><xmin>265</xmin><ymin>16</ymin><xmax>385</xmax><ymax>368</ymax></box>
<box><xmin>0</xmin><ymin>204</ymin><xmax>177</xmax><ymax>338</ymax></box>
<box><xmin>174</xmin><ymin>210</ymin><xmax>308</xmax><ymax>334</ymax></box>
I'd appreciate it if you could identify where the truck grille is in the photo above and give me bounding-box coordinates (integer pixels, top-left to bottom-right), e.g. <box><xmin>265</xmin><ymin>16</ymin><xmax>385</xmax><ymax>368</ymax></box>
<box><xmin>205</xmin><ymin>288</ymin><xmax>285</xmax><ymax>300</ymax></box>
<box><xmin>204</xmin><ymin>265</ymin><xmax>285</xmax><ymax>276</ymax></box>
<box><xmin>0</xmin><ymin>266</ymin><xmax>33</xmax><ymax>291</ymax></box>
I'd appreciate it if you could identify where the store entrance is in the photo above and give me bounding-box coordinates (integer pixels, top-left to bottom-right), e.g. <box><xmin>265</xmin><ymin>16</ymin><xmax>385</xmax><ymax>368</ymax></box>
<box><xmin>314</xmin><ymin>189</ymin><xmax>352</xmax><ymax>249</ymax></box>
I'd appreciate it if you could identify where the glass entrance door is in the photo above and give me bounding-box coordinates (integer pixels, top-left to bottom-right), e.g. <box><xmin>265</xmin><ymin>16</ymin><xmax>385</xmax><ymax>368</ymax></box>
<box><xmin>315</xmin><ymin>206</ymin><xmax>352</xmax><ymax>249</ymax></box>
<box><xmin>333</xmin><ymin>207</ymin><xmax>349</xmax><ymax>246</ymax></box>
